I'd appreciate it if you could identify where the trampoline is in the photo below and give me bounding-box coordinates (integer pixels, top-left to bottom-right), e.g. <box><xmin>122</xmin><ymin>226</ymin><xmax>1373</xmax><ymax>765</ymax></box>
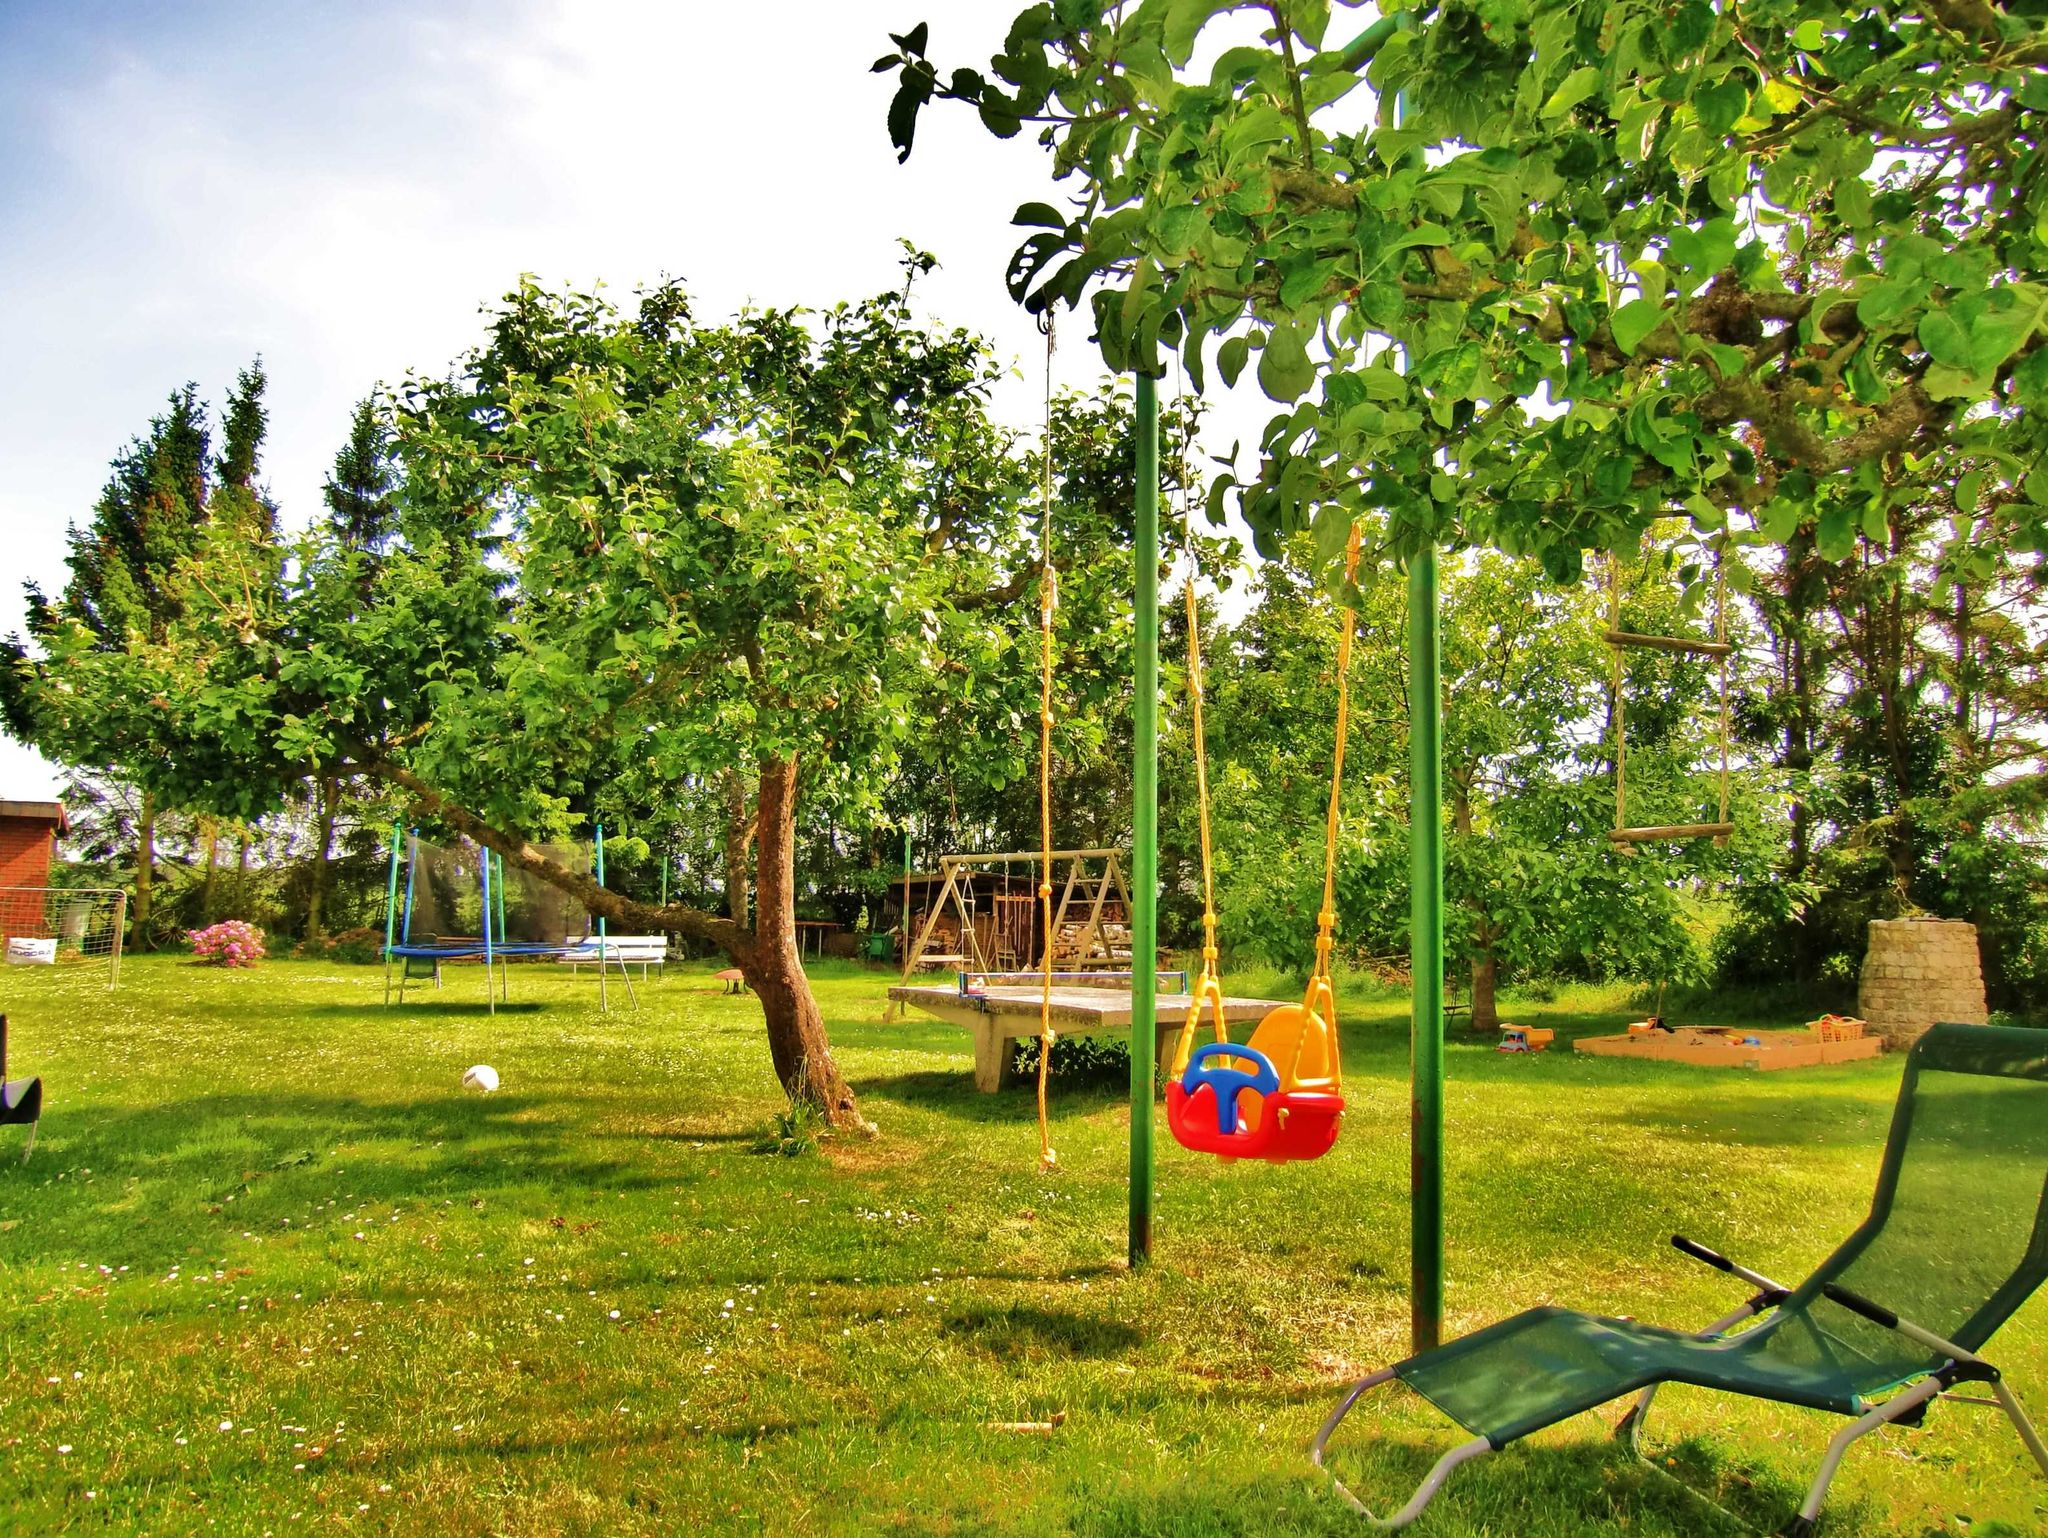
<box><xmin>381</xmin><ymin>828</ymin><xmax>633</xmax><ymax>1010</ymax></box>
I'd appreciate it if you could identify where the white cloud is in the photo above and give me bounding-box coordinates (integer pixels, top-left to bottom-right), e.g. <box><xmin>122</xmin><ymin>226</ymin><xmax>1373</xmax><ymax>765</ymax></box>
<box><xmin>0</xmin><ymin>0</ymin><xmax>1293</xmax><ymax>794</ymax></box>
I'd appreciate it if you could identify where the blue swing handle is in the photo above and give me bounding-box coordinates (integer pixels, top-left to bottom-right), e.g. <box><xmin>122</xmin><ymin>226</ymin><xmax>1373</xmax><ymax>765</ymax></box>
<box><xmin>1181</xmin><ymin>1041</ymin><xmax>1281</xmax><ymax>1135</ymax></box>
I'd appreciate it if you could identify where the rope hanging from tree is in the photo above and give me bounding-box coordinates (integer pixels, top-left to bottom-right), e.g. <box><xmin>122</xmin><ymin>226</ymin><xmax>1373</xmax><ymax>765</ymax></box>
<box><xmin>1035</xmin><ymin>312</ymin><xmax>1059</xmax><ymax>1172</ymax></box>
<box><xmin>1606</xmin><ymin>540</ymin><xmax>1735</xmax><ymax>846</ymax></box>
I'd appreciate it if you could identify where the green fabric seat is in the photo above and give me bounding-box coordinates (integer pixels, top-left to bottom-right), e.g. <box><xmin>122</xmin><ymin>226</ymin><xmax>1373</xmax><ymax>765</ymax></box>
<box><xmin>1315</xmin><ymin>1023</ymin><xmax>2048</xmax><ymax>1533</ymax></box>
<box><xmin>1396</xmin><ymin>1305</ymin><xmax>1922</xmax><ymax>1445</ymax></box>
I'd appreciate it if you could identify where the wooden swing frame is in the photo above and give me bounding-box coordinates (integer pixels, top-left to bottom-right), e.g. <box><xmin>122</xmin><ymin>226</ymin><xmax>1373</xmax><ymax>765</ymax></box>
<box><xmin>892</xmin><ymin>849</ymin><xmax>1134</xmax><ymax>989</ymax></box>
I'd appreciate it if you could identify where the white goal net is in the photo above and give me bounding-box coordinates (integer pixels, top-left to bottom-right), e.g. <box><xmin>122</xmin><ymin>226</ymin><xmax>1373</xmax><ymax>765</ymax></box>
<box><xmin>1</xmin><ymin>887</ymin><xmax>126</xmax><ymax>985</ymax></box>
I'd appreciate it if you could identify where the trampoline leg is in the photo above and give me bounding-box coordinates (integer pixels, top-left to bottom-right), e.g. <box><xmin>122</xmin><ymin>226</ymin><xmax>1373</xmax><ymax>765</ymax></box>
<box><xmin>622</xmin><ymin>959</ymin><xmax>639</xmax><ymax>1011</ymax></box>
<box><xmin>1312</xmin><ymin>1367</ymin><xmax>1493</xmax><ymax>1529</ymax></box>
<box><xmin>20</xmin><ymin>1119</ymin><xmax>35</xmax><ymax>1163</ymax></box>
<box><xmin>1789</xmin><ymin>1375</ymin><xmax>1947</xmax><ymax>1534</ymax></box>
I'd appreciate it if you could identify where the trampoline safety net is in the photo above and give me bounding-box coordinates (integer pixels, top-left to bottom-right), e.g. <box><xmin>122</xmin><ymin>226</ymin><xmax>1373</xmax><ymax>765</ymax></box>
<box><xmin>399</xmin><ymin>836</ymin><xmax>594</xmax><ymax>952</ymax></box>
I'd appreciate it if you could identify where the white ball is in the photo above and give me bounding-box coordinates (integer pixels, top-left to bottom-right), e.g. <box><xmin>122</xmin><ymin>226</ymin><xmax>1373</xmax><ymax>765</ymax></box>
<box><xmin>462</xmin><ymin>1064</ymin><xmax>500</xmax><ymax>1094</ymax></box>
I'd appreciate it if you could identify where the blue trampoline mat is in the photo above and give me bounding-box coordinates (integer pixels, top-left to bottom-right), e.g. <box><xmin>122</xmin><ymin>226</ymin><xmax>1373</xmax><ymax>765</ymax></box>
<box><xmin>387</xmin><ymin>942</ymin><xmax>574</xmax><ymax>958</ymax></box>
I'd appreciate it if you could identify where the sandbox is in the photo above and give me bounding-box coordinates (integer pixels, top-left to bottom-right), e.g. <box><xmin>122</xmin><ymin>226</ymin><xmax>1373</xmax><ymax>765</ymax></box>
<box><xmin>1573</xmin><ymin>1022</ymin><xmax>1886</xmax><ymax>1071</ymax></box>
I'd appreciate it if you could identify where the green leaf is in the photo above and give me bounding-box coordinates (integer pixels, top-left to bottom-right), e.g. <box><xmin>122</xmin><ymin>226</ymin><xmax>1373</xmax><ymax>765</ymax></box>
<box><xmin>1541</xmin><ymin>65</ymin><xmax>1604</xmax><ymax>121</ymax></box>
<box><xmin>1848</xmin><ymin>345</ymin><xmax>1890</xmax><ymax>405</ymax></box>
<box><xmin>1311</xmin><ymin>503</ymin><xmax>1350</xmax><ymax>567</ymax></box>
<box><xmin>1917</xmin><ymin>310</ymin><xmax>1974</xmax><ymax>370</ymax></box>
<box><xmin>1257</xmin><ymin>323</ymin><xmax>1315</xmax><ymax>403</ymax></box>
<box><xmin>1162</xmin><ymin>0</ymin><xmax>1235</xmax><ymax>66</ymax></box>
<box><xmin>1695</xmin><ymin>77</ymin><xmax>1750</xmax><ymax>137</ymax></box>
<box><xmin>1956</xmin><ymin>469</ymin><xmax>1987</xmax><ymax>515</ymax></box>
<box><xmin>1387</xmin><ymin>223</ymin><xmax>1453</xmax><ymax>251</ymax></box>
<box><xmin>1922</xmin><ymin>363</ymin><xmax>1989</xmax><ymax>401</ymax></box>
<box><xmin>1279</xmin><ymin>256</ymin><xmax>1339</xmax><ymax>308</ymax></box>
<box><xmin>1217</xmin><ymin>334</ymin><xmax>1250</xmax><ymax>388</ymax></box>
<box><xmin>1013</xmin><ymin>201</ymin><xmax>1068</xmax><ymax>229</ymax></box>
<box><xmin>1855</xmin><ymin>279</ymin><xmax>1919</xmax><ymax>330</ymax></box>
<box><xmin>1834</xmin><ymin>177</ymin><xmax>1871</xmax><ymax>229</ymax></box>
<box><xmin>1358</xmin><ymin>363</ymin><xmax>1408</xmax><ymax>401</ymax></box>
<box><xmin>1967</xmin><ymin>292</ymin><xmax>2048</xmax><ymax>376</ymax></box>
<box><xmin>1153</xmin><ymin>204</ymin><xmax>1203</xmax><ymax>251</ymax></box>
<box><xmin>1204</xmin><ymin>472</ymin><xmax>1238</xmax><ymax>527</ymax></box>
<box><xmin>1610</xmin><ymin>297</ymin><xmax>1668</xmax><ymax>356</ymax></box>
<box><xmin>1760</xmin><ymin>500</ymin><xmax>1803</xmax><ymax>542</ymax></box>
<box><xmin>1816</xmin><ymin>504</ymin><xmax>1857</xmax><ymax>559</ymax></box>
<box><xmin>1793</xmin><ymin>19</ymin><xmax>1826</xmax><ymax>49</ymax></box>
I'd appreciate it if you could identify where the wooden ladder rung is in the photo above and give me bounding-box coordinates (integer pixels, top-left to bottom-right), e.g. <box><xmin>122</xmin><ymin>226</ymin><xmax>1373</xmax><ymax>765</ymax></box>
<box><xmin>1609</xmin><ymin>823</ymin><xmax>1737</xmax><ymax>843</ymax></box>
<box><xmin>1604</xmin><ymin>630</ymin><xmax>1733</xmax><ymax>659</ymax></box>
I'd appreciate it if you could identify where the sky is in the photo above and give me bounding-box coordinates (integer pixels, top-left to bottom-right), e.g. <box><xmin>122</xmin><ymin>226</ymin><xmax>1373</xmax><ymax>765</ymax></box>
<box><xmin>0</xmin><ymin>0</ymin><xmax>1284</xmax><ymax>801</ymax></box>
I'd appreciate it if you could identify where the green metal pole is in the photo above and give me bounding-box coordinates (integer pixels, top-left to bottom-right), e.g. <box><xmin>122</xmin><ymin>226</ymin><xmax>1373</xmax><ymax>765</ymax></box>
<box><xmin>1408</xmin><ymin>545</ymin><xmax>1446</xmax><ymax>1352</ymax></box>
<box><xmin>1129</xmin><ymin>371</ymin><xmax>1160</xmax><ymax>1269</ymax></box>
<box><xmin>596</xmin><ymin>823</ymin><xmax>609</xmax><ymax>1014</ymax></box>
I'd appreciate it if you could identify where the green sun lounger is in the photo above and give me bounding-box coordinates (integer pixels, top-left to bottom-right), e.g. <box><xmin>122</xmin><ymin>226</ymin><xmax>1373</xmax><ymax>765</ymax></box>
<box><xmin>1313</xmin><ymin>1023</ymin><xmax>2048</xmax><ymax>1534</ymax></box>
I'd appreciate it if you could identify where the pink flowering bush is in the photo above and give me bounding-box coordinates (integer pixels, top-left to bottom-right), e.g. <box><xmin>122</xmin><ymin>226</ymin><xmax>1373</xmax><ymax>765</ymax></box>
<box><xmin>188</xmin><ymin>920</ymin><xmax>267</xmax><ymax>968</ymax></box>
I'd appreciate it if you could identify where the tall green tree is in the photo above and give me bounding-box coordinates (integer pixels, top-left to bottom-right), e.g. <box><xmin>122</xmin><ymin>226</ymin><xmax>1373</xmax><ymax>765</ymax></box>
<box><xmin>322</xmin><ymin>397</ymin><xmax>400</xmax><ymax>553</ymax></box>
<box><xmin>19</xmin><ymin>384</ymin><xmax>214</xmax><ymax>944</ymax></box>
<box><xmin>300</xmin><ymin>395</ymin><xmax>401</xmax><ymax>939</ymax></box>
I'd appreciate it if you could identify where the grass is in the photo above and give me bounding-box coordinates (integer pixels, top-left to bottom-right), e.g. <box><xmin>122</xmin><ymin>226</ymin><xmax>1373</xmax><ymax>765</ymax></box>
<box><xmin>1</xmin><ymin>955</ymin><xmax>2042</xmax><ymax>1537</ymax></box>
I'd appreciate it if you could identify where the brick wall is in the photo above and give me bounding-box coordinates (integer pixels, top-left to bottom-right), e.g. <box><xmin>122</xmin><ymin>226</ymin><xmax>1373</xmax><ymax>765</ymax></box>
<box><xmin>0</xmin><ymin>817</ymin><xmax>55</xmax><ymax>891</ymax></box>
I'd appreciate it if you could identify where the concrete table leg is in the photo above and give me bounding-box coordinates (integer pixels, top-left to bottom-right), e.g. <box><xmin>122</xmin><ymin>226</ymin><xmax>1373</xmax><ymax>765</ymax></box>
<box><xmin>973</xmin><ymin>1026</ymin><xmax>1016</xmax><ymax>1093</ymax></box>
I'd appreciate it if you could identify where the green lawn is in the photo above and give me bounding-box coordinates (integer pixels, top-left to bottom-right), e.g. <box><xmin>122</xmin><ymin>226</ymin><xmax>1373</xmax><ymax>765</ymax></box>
<box><xmin>1</xmin><ymin>956</ymin><xmax>2041</xmax><ymax>1536</ymax></box>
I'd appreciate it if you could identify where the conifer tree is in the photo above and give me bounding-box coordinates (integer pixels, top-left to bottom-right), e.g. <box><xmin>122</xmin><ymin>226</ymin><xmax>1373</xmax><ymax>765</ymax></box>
<box><xmin>321</xmin><ymin>397</ymin><xmax>399</xmax><ymax>552</ymax></box>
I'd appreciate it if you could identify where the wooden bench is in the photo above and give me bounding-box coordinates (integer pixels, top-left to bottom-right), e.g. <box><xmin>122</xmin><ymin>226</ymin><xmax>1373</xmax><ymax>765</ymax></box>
<box><xmin>557</xmin><ymin>935</ymin><xmax>668</xmax><ymax>980</ymax></box>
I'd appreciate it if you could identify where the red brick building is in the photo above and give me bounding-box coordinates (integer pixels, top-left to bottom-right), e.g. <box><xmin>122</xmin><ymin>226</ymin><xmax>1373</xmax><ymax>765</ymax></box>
<box><xmin>0</xmin><ymin>800</ymin><xmax>68</xmax><ymax>891</ymax></box>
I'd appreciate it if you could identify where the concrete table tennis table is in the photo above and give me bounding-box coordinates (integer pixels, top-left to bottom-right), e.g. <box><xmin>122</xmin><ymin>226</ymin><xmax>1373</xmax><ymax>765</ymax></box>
<box><xmin>889</xmin><ymin>978</ymin><xmax>1284</xmax><ymax>1093</ymax></box>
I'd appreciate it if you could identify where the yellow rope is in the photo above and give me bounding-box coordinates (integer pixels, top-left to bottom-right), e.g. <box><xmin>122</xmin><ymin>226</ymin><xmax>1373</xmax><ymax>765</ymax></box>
<box><xmin>1304</xmin><ymin>523</ymin><xmax>1363</xmax><ymax>1073</ymax></box>
<box><xmin>1036</xmin><ymin>316</ymin><xmax>1059</xmax><ymax>1172</ymax></box>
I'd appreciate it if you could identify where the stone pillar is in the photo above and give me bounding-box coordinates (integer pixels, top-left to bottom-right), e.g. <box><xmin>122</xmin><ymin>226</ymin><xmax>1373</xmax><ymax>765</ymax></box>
<box><xmin>1858</xmin><ymin>919</ymin><xmax>1989</xmax><ymax>1049</ymax></box>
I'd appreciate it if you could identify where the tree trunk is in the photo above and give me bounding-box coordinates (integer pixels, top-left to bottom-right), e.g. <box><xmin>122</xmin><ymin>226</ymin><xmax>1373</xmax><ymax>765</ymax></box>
<box><xmin>236</xmin><ymin>827</ymin><xmax>252</xmax><ymax>914</ymax></box>
<box><xmin>199</xmin><ymin>815</ymin><xmax>219</xmax><ymax>923</ymax></box>
<box><xmin>722</xmin><ymin>768</ymin><xmax>753</xmax><ymax>926</ymax></box>
<box><xmin>306</xmin><ymin>776</ymin><xmax>340</xmax><ymax>941</ymax></box>
<box><xmin>1469</xmin><ymin>951</ymin><xmax>1500</xmax><ymax>1034</ymax></box>
<box><xmin>1449</xmin><ymin>770</ymin><xmax>1497</xmax><ymax>1032</ymax></box>
<box><xmin>133</xmin><ymin>789</ymin><xmax>157</xmax><ymax>949</ymax></box>
<box><xmin>745</xmin><ymin>753</ymin><xmax>864</xmax><ymax>1127</ymax></box>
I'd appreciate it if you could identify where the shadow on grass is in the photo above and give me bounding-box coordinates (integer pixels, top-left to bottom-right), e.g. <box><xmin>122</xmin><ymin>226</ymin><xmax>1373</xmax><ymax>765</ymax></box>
<box><xmin>939</xmin><ymin>1303</ymin><xmax>1144</xmax><ymax>1358</ymax></box>
<box><xmin>855</xmin><ymin>1069</ymin><xmax>1131</xmax><ymax>1124</ymax></box>
<box><xmin>293</xmin><ymin>1001</ymin><xmax>549</xmax><ymax>1018</ymax></box>
<box><xmin>1069</xmin><ymin>1428</ymin><xmax>1870</xmax><ymax>1537</ymax></box>
<box><xmin>0</xmin><ymin>1090</ymin><xmax>685</xmax><ymax>1267</ymax></box>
